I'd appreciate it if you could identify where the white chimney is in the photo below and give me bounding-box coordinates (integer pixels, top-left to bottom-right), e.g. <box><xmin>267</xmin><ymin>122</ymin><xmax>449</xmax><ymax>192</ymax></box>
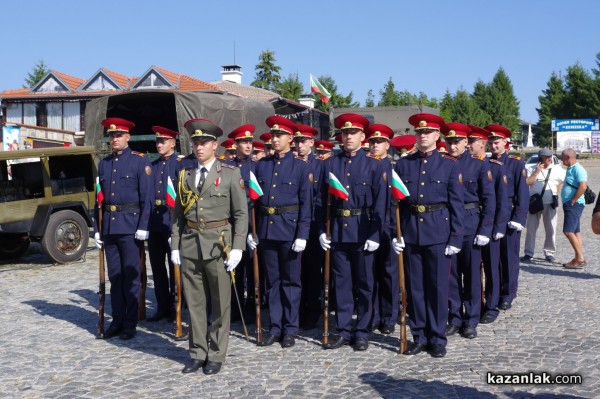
<box><xmin>299</xmin><ymin>93</ymin><xmax>315</xmax><ymax>109</ymax></box>
<box><xmin>221</xmin><ymin>64</ymin><xmax>243</xmax><ymax>84</ymax></box>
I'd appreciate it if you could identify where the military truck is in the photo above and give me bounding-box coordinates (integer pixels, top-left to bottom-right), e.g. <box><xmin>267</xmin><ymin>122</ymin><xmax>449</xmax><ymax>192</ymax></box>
<box><xmin>0</xmin><ymin>146</ymin><xmax>97</xmax><ymax>263</ymax></box>
<box><xmin>84</xmin><ymin>90</ymin><xmax>274</xmax><ymax>158</ymax></box>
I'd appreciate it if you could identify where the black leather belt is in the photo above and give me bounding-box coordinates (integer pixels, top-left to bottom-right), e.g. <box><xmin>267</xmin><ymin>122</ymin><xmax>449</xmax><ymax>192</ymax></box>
<box><xmin>154</xmin><ymin>199</ymin><xmax>166</xmax><ymax>206</ymax></box>
<box><xmin>335</xmin><ymin>207</ymin><xmax>372</xmax><ymax>217</ymax></box>
<box><xmin>464</xmin><ymin>202</ymin><xmax>480</xmax><ymax>210</ymax></box>
<box><xmin>410</xmin><ymin>203</ymin><xmax>447</xmax><ymax>213</ymax></box>
<box><xmin>260</xmin><ymin>204</ymin><xmax>299</xmax><ymax>215</ymax></box>
<box><xmin>103</xmin><ymin>203</ymin><xmax>139</xmax><ymax>212</ymax></box>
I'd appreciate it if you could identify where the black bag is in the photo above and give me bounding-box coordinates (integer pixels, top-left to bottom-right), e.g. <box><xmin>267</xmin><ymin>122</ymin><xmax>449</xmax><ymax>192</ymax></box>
<box><xmin>529</xmin><ymin>194</ymin><xmax>544</xmax><ymax>214</ymax></box>
<box><xmin>584</xmin><ymin>187</ymin><xmax>596</xmax><ymax>205</ymax></box>
<box><xmin>551</xmin><ymin>195</ymin><xmax>559</xmax><ymax>209</ymax></box>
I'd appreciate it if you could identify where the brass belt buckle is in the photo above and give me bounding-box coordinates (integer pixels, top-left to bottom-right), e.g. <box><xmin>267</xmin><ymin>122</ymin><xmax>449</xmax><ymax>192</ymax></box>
<box><xmin>417</xmin><ymin>205</ymin><xmax>426</xmax><ymax>213</ymax></box>
<box><xmin>267</xmin><ymin>207</ymin><xmax>276</xmax><ymax>215</ymax></box>
<box><xmin>109</xmin><ymin>205</ymin><xmax>117</xmax><ymax>212</ymax></box>
<box><xmin>155</xmin><ymin>199</ymin><xmax>162</xmax><ymax>206</ymax></box>
<box><xmin>342</xmin><ymin>209</ymin><xmax>351</xmax><ymax>217</ymax></box>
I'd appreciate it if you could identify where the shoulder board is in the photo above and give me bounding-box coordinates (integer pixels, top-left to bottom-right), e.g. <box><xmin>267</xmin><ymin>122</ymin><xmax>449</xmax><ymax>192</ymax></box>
<box><xmin>508</xmin><ymin>155</ymin><xmax>521</xmax><ymax>160</ymax></box>
<box><xmin>131</xmin><ymin>151</ymin><xmax>145</xmax><ymax>157</ymax></box>
<box><xmin>219</xmin><ymin>162</ymin><xmax>235</xmax><ymax>169</ymax></box>
<box><xmin>489</xmin><ymin>159</ymin><xmax>504</xmax><ymax>166</ymax></box>
<box><xmin>471</xmin><ymin>155</ymin><xmax>485</xmax><ymax>161</ymax></box>
<box><xmin>177</xmin><ymin>157</ymin><xmax>184</xmax><ymax>162</ymax></box>
<box><xmin>367</xmin><ymin>153</ymin><xmax>381</xmax><ymax>160</ymax></box>
<box><xmin>442</xmin><ymin>154</ymin><xmax>457</xmax><ymax>161</ymax></box>
<box><xmin>295</xmin><ymin>156</ymin><xmax>308</xmax><ymax>163</ymax></box>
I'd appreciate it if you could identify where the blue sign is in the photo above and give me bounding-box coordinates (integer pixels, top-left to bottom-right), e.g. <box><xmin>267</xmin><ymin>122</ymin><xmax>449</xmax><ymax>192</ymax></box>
<box><xmin>551</xmin><ymin>119</ymin><xmax>600</xmax><ymax>132</ymax></box>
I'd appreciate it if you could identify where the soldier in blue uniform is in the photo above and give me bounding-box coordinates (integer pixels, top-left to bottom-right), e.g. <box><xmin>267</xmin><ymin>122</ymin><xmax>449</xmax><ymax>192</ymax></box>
<box><xmin>252</xmin><ymin>116</ymin><xmax>312</xmax><ymax>348</ymax></box>
<box><xmin>317</xmin><ymin>113</ymin><xmax>387</xmax><ymax>351</ymax></box>
<box><xmin>225</xmin><ymin>124</ymin><xmax>257</xmax><ymax>323</ymax></box>
<box><xmin>147</xmin><ymin>126</ymin><xmax>180</xmax><ymax>322</ymax></box>
<box><xmin>392</xmin><ymin>113</ymin><xmax>464</xmax><ymax>358</ymax></box>
<box><xmin>366</xmin><ymin>123</ymin><xmax>399</xmax><ymax>335</ymax></box>
<box><xmin>485</xmin><ymin>125</ymin><xmax>528</xmax><ymax>311</ymax></box>
<box><xmin>443</xmin><ymin>123</ymin><xmax>495</xmax><ymax>340</ymax></box>
<box><xmin>94</xmin><ymin>117</ymin><xmax>152</xmax><ymax>340</ymax></box>
<box><xmin>293</xmin><ymin>124</ymin><xmax>325</xmax><ymax>330</ymax></box>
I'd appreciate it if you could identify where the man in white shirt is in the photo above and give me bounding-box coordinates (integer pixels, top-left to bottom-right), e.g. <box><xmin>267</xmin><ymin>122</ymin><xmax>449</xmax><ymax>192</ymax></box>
<box><xmin>521</xmin><ymin>148</ymin><xmax>565</xmax><ymax>263</ymax></box>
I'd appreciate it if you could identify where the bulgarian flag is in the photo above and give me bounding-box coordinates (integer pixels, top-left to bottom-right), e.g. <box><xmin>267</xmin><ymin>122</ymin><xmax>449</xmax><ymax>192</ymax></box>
<box><xmin>95</xmin><ymin>176</ymin><xmax>104</xmax><ymax>206</ymax></box>
<box><xmin>310</xmin><ymin>74</ymin><xmax>331</xmax><ymax>104</ymax></box>
<box><xmin>391</xmin><ymin>170</ymin><xmax>410</xmax><ymax>200</ymax></box>
<box><xmin>248</xmin><ymin>171</ymin><xmax>263</xmax><ymax>200</ymax></box>
<box><xmin>166</xmin><ymin>176</ymin><xmax>176</xmax><ymax>208</ymax></box>
<box><xmin>328</xmin><ymin>172</ymin><xmax>349</xmax><ymax>200</ymax></box>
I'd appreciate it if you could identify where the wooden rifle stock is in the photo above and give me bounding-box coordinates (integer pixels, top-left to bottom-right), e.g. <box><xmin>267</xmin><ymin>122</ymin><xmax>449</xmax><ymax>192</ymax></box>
<box><xmin>174</xmin><ymin>261</ymin><xmax>183</xmax><ymax>338</ymax></box>
<box><xmin>251</xmin><ymin>206</ymin><xmax>262</xmax><ymax>344</ymax></box>
<box><xmin>322</xmin><ymin>193</ymin><xmax>332</xmax><ymax>346</ymax></box>
<box><xmin>395</xmin><ymin>204</ymin><xmax>407</xmax><ymax>354</ymax></box>
<box><xmin>96</xmin><ymin>208</ymin><xmax>105</xmax><ymax>338</ymax></box>
<box><xmin>138</xmin><ymin>241</ymin><xmax>147</xmax><ymax>320</ymax></box>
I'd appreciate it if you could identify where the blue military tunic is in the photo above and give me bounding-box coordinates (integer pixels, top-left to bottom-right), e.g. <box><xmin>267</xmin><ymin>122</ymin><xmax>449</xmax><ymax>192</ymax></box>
<box><xmin>94</xmin><ymin>146</ymin><xmax>153</xmax><ymax>330</ymax></box>
<box><xmin>254</xmin><ymin>150</ymin><xmax>312</xmax><ymax>337</ymax></box>
<box><xmin>448</xmin><ymin>152</ymin><xmax>495</xmax><ymax>329</ymax></box>
<box><xmin>394</xmin><ymin>149</ymin><xmax>464</xmax><ymax>347</ymax></box>
<box><xmin>316</xmin><ymin>149</ymin><xmax>387</xmax><ymax>341</ymax></box>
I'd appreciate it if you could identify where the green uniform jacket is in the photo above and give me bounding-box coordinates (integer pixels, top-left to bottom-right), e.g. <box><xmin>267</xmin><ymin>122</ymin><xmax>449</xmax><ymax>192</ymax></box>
<box><xmin>171</xmin><ymin>160</ymin><xmax>248</xmax><ymax>258</ymax></box>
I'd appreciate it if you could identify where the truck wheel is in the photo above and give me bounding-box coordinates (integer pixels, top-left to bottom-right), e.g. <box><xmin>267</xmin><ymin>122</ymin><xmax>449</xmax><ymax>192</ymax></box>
<box><xmin>0</xmin><ymin>234</ymin><xmax>30</xmax><ymax>260</ymax></box>
<box><xmin>41</xmin><ymin>210</ymin><xmax>89</xmax><ymax>264</ymax></box>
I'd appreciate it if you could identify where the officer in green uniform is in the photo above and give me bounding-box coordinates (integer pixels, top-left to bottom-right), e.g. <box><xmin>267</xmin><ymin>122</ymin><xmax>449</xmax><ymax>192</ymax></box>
<box><xmin>170</xmin><ymin>118</ymin><xmax>248</xmax><ymax>375</ymax></box>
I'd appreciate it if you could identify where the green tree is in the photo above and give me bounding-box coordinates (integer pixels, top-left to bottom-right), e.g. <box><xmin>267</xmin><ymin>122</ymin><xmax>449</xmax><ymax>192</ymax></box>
<box><xmin>251</xmin><ymin>50</ymin><xmax>281</xmax><ymax>92</ymax></box>
<box><xmin>24</xmin><ymin>59</ymin><xmax>50</xmax><ymax>88</ymax></box>
<box><xmin>536</xmin><ymin>72</ymin><xmax>567</xmax><ymax>148</ymax></box>
<box><xmin>562</xmin><ymin>63</ymin><xmax>600</xmax><ymax>118</ymax></box>
<box><xmin>314</xmin><ymin>75</ymin><xmax>359</xmax><ymax>112</ymax></box>
<box><xmin>276</xmin><ymin>73</ymin><xmax>303</xmax><ymax>101</ymax></box>
<box><xmin>486</xmin><ymin>68</ymin><xmax>521</xmax><ymax>141</ymax></box>
<box><xmin>378</xmin><ymin>78</ymin><xmax>401</xmax><ymax>106</ymax></box>
<box><xmin>365</xmin><ymin>89</ymin><xmax>375</xmax><ymax>107</ymax></box>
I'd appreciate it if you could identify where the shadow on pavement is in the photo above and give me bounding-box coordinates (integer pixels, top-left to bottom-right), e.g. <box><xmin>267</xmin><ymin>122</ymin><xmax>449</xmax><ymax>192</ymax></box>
<box><xmin>23</xmin><ymin>289</ymin><xmax>189</xmax><ymax>364</ymax></box>
<box><xmin>521</xmin><ymin>264</ymin><xmax>600</xmax><ymax>280</ymax></box>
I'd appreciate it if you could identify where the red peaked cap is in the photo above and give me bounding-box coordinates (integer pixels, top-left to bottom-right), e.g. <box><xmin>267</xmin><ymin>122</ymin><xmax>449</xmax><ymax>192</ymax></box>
<box><xmin>252</xmin><ymin>141</ymin><xmax>265</xmax><ymax>151</ymax></box>
<box><xmin>467</xmin><ymin>125</ymin><xmax>491</xmax><ymax>140</ymax></box>
<box><xmin>484</xmin><ymin>124</ymin><xmax>512</xmax><ymax>139</ymax></box>
<box><xmin>259</xmin><ymin>132</ymin><xmax>272</xmax><ymax>145</ymax></box>
<box><xmin>315</xmin><ymin>140</ymin><xmax>334</xmax><ymax>151</ymax></box>
<box><xmin>102</xmin><ymin>117</ymin><xmax>135</xmax><ymax>134</ymax></box>
<box><xmin>228</xmin><ymin>124</ymin><xmax>255</xmax><ymax>141</ymax></box>
<box><xmin>408</xmin><ymin>113</ymin><xmax>445</xmax><ymax>131</ymax></box>
<box><xmin>266</xmin><ymin>116</ymin><xmax>296</xmax><ymax>135</ymax></box>
<box><xmin>366</xmin><ymin>123</ymin><xmax>394</xmax><ymax>141</ymax></box>
<box><xmin>436</xmin><ymin>140</ymin><xmax>448</xmax><ymax>152</ymax></box>
<box><xmin>442</xmin><ymin>122</ymin><xmax>471</xmax><ymax>139</ymax></box>
<box><xmin>335</xmin><ymin>113</ymin><xmax>370</xmax><ymax>131</ymax></box>
<box><xmin>390</xmin><ymin>135</ymin><xmax>416</xmax><ymax>152</ymax></box>
<box><xmin>294</xmin><ymin>124</ymin><xmax>318</xmax><ymax>139</ymax></box>
<box><xmin>220</xmin><ymin>139</ymin><xmax>237</xmax><ymax>151</ymax></box>
<box><xmin>152</xmin><ymin>125</ymin><xmax>179</xmax><ymax>140</ymax></box>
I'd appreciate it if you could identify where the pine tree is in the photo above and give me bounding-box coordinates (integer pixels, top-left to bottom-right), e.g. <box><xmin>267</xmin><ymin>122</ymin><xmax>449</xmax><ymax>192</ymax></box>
<box><xmin>314</xmin><ymin>76</ymin><xmax>359</xmax><ymax>112</ymax></box>
<box><xmin>378</xmin><ymin>78</ymin><xmax>400</xmax><ymax>106</ymax></box>
<box><xmin>486</xmin><ymin>68</ymin><xmax>521</xmax><ymax>141</ymax></box>
<box><xmin>365</xmin><ymin>89</ymin><xmax>375</xmax><ymax>107</ymax></box>
<box><xmin>276</xmin><ymin>73</ymin><xmax>303</xmax><ymax>101</ymax></box>
<box><xmin>24</xmin><ymin>59</ymin><xmax>49</xmax><ymax>88</ymax></box>
<box><xmin>251</xmin><ymin>50</ymin><xmax>281</xmax><ymax>92</ymax></box>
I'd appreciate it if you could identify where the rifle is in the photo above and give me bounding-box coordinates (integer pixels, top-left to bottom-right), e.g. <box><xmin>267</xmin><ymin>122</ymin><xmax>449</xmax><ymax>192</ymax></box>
<box><xmin>251</xmin><ymin>206</ymin><xmax>262</xmax><ymax>344</ymax></box>
<box><xmin>96</xmin><ymin>208</ymin><xmax>105</xmax><ymax>339</ymax></box>
<box><xmin>322</xmin><ymin>193</ymin><xmax>332</xmax><ymax>347</ymax></box>
<box><xmin>138</xmin><ymin>241</ymin><xmax>147</xmax><ymax>320</ymax></box>
<box><xmin>220</xmin><ymin>232</ymin><xmax>249</xmax><ymax>342</ymax></box>
<box><xmin>173</xmin><ymin>259</ymin><xmax>183</xmax><ymax>339</ymax></box>
<box><xmin>395</xmin><ymin>204</ymin><xmax>407</xmax><ymax>354</ymax></box>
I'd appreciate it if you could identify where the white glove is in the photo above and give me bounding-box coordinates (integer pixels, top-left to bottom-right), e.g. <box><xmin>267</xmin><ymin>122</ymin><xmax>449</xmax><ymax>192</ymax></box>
<box><xmin>94</xmin><ymin>232</ymin><xmax>103</xmax><ymax>250</ymax></box>
<box><xmin>247</xmin><ymin>234</ymin><xmax>259</xmax><ymax>251</ymax></box>
<box><xmin>494</xmin><ymin>232</ymin><xmax>505</xmax><ymax>240</ymax></box>
<box><xmin>319</xmin><ymin>233</ymin><xmax>331</xmax><ymax>250</ymax></box>
<box><xmin>444</xmin><ymin>245</ymin><xmax>461</xmax><ymax>256</ymax></box>
<box><xmin>292</xmin><ymin>238</ymin><xmax>307</xmax><ymax>252</ymax></box>
<box><xmin>474</xmin><ymin>235</ymin><xmax>490</xmax><ymax>246</ymax></box>
<box><xmin>171</xmin><ymin>250</ymin><xmax>181</xmax><ymax>265</ymax></box>
<box><xmin>135</xmin><ymin>229</ymin><xmax>149</xmax><ymax>240</ymax></box>
<box><xmin>508</xmin><ymin>221</ymin><xmax>523</xmax><ymax>232</ymax></box>
<box><xmin>364</xmin><ymin>240</ymin><xmax>380</xmax><ymax>252</ymax></box>
<box><xmin>168</xmin><ymin>237</ymin><xmax>171</xmax><ymax>248</ymax></box>
<box><xmin>392</xmin><ymin>237</ymin><xmax>405</xmax><ymax>254</ymax></box>
<box><xmin>225</xmin><ymin>249</ymin><xmax>243</xmax><ymax>271</ymax></box>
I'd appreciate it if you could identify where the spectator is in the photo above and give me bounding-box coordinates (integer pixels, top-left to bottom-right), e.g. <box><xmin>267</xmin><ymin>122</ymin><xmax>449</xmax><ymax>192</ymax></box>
<box><xmin>559</xmin><ymin>148</ymin><xmax>587</xmax><ymax>269</ymax></box>
<box><xmin>520</xmin><ymin>148</ymin><xmax>565</xmax><ymax>263</ymax></box>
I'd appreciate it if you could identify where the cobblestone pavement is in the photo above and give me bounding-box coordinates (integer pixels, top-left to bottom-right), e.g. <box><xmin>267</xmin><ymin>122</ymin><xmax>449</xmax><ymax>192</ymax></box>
<box><xmin>1</xmin><ymin>162</ymin><xmax>600</xmax><ymax>399</ymax></box>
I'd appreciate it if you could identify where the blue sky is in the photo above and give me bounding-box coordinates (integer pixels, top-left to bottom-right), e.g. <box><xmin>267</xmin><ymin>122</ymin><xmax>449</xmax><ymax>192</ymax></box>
<box><xmin>1</xmin><ymin>0</ymin><xmax>598</xmax><ymax>124</ymax></box>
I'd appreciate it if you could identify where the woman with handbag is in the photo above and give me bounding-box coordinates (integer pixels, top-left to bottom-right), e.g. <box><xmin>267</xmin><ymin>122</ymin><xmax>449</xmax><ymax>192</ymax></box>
<box><xmin>521</xmin><ymin>148</ymin><xmax>565</xmax><ymax>263</ymax></box>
